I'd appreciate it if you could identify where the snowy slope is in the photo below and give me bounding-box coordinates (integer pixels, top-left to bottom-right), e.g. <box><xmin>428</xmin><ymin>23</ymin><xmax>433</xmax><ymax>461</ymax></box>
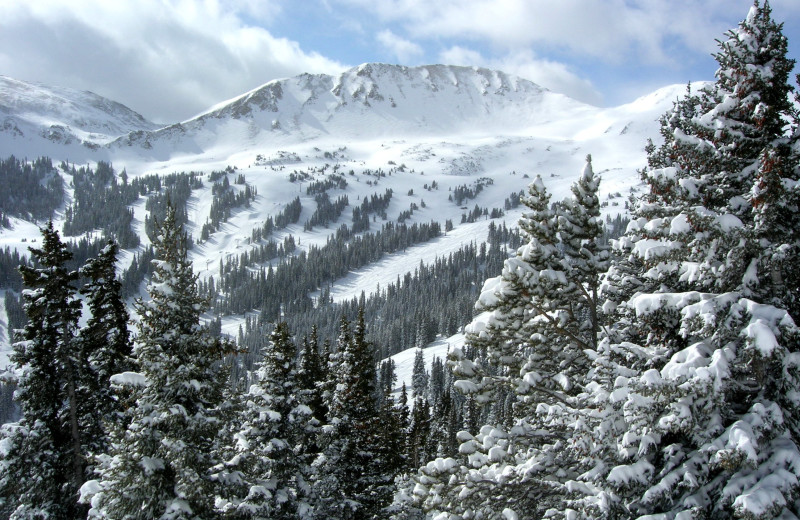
<box><xmin>0</xmin><ymin>75</ymin><xmax>158</xmax><ymax>157</ymax></box>
<box><xmin>0</xmin><ymin>66</ymin><xmax>693</xmax><ymax>364</ymax></box>
<box><xmin>110</xmin><ymin>64</ymin><xmax>594</xmax><ymax>160</ymax></box>
<box><xmin>389</xmin><ymin>334</ymin><xmax>465</xmax><ymax>398</ymax></box>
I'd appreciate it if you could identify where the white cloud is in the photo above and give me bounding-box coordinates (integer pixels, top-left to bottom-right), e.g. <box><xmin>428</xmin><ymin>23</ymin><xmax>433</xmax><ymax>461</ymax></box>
<box><xmin>0</xmin><ymin>0</ymin><xmax>348</xmax><ymax>122</ymax></box>
<box><xmin>335</xmin><ymin>0</ymin><xmax>759</xmax><ymax>65</ymax></box>
<box><xmin>439</xmin><ymin>46</ymin><xmax>602</xmax><ymax>106</ymax></box>
<box><xmin>376</xmin><ymin>29</ymin><xmax>424</xmax><ymax>63</ymax></box>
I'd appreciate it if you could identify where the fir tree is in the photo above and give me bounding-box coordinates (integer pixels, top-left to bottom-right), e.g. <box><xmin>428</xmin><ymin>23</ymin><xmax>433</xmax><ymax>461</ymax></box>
<box><xmin>82</xmin><ymin>203</ymin><xmax>226</xmax><ymax>519</ymax></box>
<box><xmin>559</xmin><ymin>3</ymin><xmax>800</xmax><ymax>517</ymax></box>
<box><xmin>0</xmin><ymin>221</ymin><xmax>83</xmax><ymax>519</ymax></box>
<box><xmin>411</xmin><ymin>349</ymin><xmax>428</xmax><ymax>399</ymax></box>
<box><xmin>298</xmin><ymin>325</ymin><xmax>327</xmax><ymax>424</ymax></box>
<box><xmin>215</xmin><ymin>322</ymin><xmax>315</xmax><ymax>519</ymax></box>
<box><xmin>314</xmin><ymin>309</ymin><xmax>401</xmax><ymax>519</ymax></box>
<box><xmin>77</xmin><ymin>240</ymin><xmax>133</xmax><ymax>460</ymax></box>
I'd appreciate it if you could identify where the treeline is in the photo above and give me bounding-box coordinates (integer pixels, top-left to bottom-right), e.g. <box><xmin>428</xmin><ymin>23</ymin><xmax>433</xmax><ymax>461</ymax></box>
<box><xmin>200</xmin><ymin>174</ymin><xmax>257</xmax><ymax>240</ymax></box>
<box><xmin>250</xmin><ymin>196</ymin><xmax>302</xmax><ymax>242</ymax></box>
<box><xmin>0</xmin><ymin>156</ymin><xmax>63</xmax><ymax>224</ymax></box>
<box><xmin>63</xmin><ymin>161</ymin><xmax>140</xmax><ymax>248</ymax></box>
<box><xmin>214</xmin><ymin>220</ymin><xmax>442</xmax><ymax>318</ymax></box>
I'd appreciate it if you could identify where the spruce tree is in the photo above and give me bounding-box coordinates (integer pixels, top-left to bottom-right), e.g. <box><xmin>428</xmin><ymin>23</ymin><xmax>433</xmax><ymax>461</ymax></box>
<box><xmin>82</xmin><ymin>203</ymin><xmax>226</xmax><ymax>519</ymax></box>
<box><xmin>78</xmin><ymin>240</ymin><xmax>133</xmax><ymax>461</ymax></box>
<box><xmin>631</xmin><ymin>0</ymin><xmax>797</xmax><ymax>306</ymax></box>
<box><xmin>315</xmin><ymin>309</ymin><xmax>401</xmax><ymax>519</ymax></box>
<box><xmin>215</xmin><ymin>322</ymin><xmax>315</xmax><ymax>519</ymax></box>
<box><xmin>557</xmin><ymin>3</ymin><xmax>800</xmax><ymax>517</ymax></box>
<box><xmin>454</xmin><ymin>157</ymin><xmax>606</xmax><ymax>420</ymax></box>
<box><xmin>411</xmin><ymin>349</ymin><xmax>428</xmax><ymax>399</ymax></box>
<box><xmin>298</xmin><ymin>325</ymin><xmax>326</xmax><ymax>424</ymax></box>
<box><xmin>0</xmin><ymin>221</ymin><xmax>83</xmax><ymax>519</ymax></box>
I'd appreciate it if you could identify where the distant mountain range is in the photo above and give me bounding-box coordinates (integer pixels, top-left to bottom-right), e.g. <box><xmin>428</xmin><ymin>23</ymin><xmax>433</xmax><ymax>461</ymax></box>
<box><xmin>0</xmin><ymin>63</ymin><xmax>694</xmax><ymax>370</ymax></box>
<box><xmin>0</xmin><ymin>64</ymin><xmax>692</xmax><ymax>161</ymax></box>
<box><xmin>0</xmin><ymin>75</ymin><xmax>157</xmax><ymax>148</ymax></box>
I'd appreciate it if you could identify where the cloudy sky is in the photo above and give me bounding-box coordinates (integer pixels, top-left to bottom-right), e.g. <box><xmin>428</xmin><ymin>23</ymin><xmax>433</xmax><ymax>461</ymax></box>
<box><xmin>1</xmin><ymin>0</ymin><xmax>798</xmax><ymax>123</ymax></box>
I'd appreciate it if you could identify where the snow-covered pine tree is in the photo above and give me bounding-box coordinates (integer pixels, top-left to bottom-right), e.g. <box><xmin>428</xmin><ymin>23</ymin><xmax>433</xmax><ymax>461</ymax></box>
<box><xmin>82</xmin><ymin>203</ymin><xmax>226</xmax><ymax>519</ymax></box>
<box><xmin>630</xmin><ymin>0</ymin><xmax>797</xmax><ymax>306</ymax></box>
<box><xmin>78</xmin><ymin>240</ymin><xmax>133</xmax><ymax>463</ymax></box>
<box><xmin>558</xmin><ymin>3</ymin><xmax>800</xmax><ymax>518</ymax></box>
<box><xmin>0</xmin><ymin>221</ymin><xmax>83</xmax><ymax>519</ymax></box>
<box><xmin>455</xmin><ymin>159</ymin><xmax>606</xmax><ymax>421</ymax></box>
<box><xmin>401</xmin><ymin>157</ymin><xmax>609</xmax><ymax>519</ymax></box>
<box><xmin>314</xmin><ymin>309</ymin><xmax>402</xmax><ymax>519</ymax></box>
<box><xmin>214</xmin><ymin>321</ymin><xmax>315</xmax><ymax>519</ymax></box>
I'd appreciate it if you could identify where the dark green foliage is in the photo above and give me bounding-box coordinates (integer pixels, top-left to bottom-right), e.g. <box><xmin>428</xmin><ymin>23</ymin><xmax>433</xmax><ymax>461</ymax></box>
<box><xmin>0</xmin><ymin>222</ymin><xmax>83</xmax><ymax>519</ymax></box>
<box><xmin>298</xmin><ymin>325</ymin><xmax>327</xmax><ymax>424</ymax></box>
<box><xmin>250</xmin><ymin>197</ymin><xmax>302</xmax><ymax>242</ymax></box>
<box><xmin>0</xmin><ymin>156</ymin><xmax>63</xmax><ymax>223</ymax></box>
<box><xmin>450</xmin><ymin>178</ymin><xmax>493</xmax><ymax>206</ymax></box>
<box><xmin>120</xmin><ymin>245</ymin><xmax>155</xmax><ymax>297</ymax></box>
<box><xmin>85</xmin><ymin>203</ymin><xmax>226</xmax><ymax>519</ymax></box>
<box><xmin>274</xmin><ymin>222</ymin><xmax>519</xmax><ymax>361</ymax></box>
<box><xmin>3</xmin><ymin>291</ymin><xmax>26</xmax><ymax>335</ymax></box>
<box><xmin>143</xmin><ymin>172</ymin><xmax>202</xmax><ymax>244</ymax></box>
<box><xmin>315</xmin><ymin>310</ymin><xmax>404</xmax><ymax>519</ymax></box>
<box><xmin>306</xmin><ymin>174</ymin><xmax>348</xmax><ymax>195</ymax></box>
<box><xmin>352</xmin><ymin>189</ymin><xmax>392</xmax><ymax>232</ymax></box>
<box><xmin>77</xmin><ymin>241</ymin><xmax>133</xmax><ymax>456</ymax></box>
<box><xmin>304</xmin><ymin>193</ymin><xmax>349</xmax><ymax>231</ymax></box>
<box><xmin>200</xmin><ymin>174</ymin><xmax>257</xmax><ymax>241</ymax></box>
<box><xmin>0</xmin><ymin>247</ymin><xmax>29</xmax><ymax>291</ymax></box>
<box><xmin>504</xmin><ymin>190</ymin><xmax>524</xmax><ymax>210</ymax></box>
<box><xmin>217</xmin><ymin>220</ymin><xmax>442</xmax><ymax>320</ymax></box>
<box><xmin>0</xmin><ymin>381</ymin><xmax>18</xmax><ymax>426</ymax></box>
<box><xmin>62</xmin><ymin>161</ymin><xmax>140</xmax><ymax>248</ymax></box>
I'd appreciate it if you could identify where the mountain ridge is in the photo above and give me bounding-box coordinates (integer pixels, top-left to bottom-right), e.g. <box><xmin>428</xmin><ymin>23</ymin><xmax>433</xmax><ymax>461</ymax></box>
<box><xmin>0</xmin><ymin>75</ymin><xmax>157</xmax><ymax>149</ymax></box>
<box><xmin>110</xmin><ymin>63</ymin><xmax>594</xmax><ymax>158</ymax></box>
<box><xmin>0</xmin><ymin>63</ymin><xmax>692</xmax><ymax>369</ymax></box>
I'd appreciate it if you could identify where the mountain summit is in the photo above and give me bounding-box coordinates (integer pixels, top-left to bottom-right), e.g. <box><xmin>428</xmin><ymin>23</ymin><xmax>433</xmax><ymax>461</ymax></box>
<box><xmin>0</xmin><ymin>76</ymin><xmax>157</xmax><ymax>151</ymax></box>
<box><xmin>113</xmin><ymin>64</ymin><xmax>593</xmax><ymax>155</ymax></box>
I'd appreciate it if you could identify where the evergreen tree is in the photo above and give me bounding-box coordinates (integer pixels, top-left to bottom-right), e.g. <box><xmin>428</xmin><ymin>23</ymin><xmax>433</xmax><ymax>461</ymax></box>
<box><xmin>314</xmin><ymin>309</ymin><xmax>401</xmax><ymax>519</ymax></box>
<box><xmin>298</xmin><ymin>325</ymin><xmax>327</xmax><ymax>424</ymax></box>
<box><xmin>541</xmin><ymin>3</ymin><xmax>800</xmax><ymax>517</ymax></box>
<box><xmin>82</xmin><ymin>203</ymin><xmax>226</xmax><ymax>519</ymax></box>
<box><xmin>77</xmin><ymin>240</ymin><xmax>133</xmax><ymax>460</ymax></box>
<box><xmin>0</xmin><ymin>222</ymin><xmax>83</xmax><ymax>519</ymax></box>
<box><xmin>633</xmin><ymin>0</ymin><xmax>797</xmax><ymax>308</ymax></box>
<box><xmin>454</xmin><ymin>157</ymin><xmax>606</xmax><ymax>422</ymax></box>
<box><xmin>215</xmin><ymin>322</ymin><xmax>315</xmax><ymax>519</ymax></box>
<box><xmin>407</xmin><ymin>398</ymin><xmax>433</xmax><ymax>469</ymax></box>
<box><xmin>411</xmin><ymin>349</ymin><xmax>428</xmax><ymax>399</ymax></box>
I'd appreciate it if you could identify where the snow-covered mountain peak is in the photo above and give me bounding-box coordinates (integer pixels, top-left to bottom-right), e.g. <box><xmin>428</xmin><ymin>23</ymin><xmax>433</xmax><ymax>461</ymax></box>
<box><xmin>112</xmin><ymin>63</ymin><xmax>595</xmax><ymax>158</ymax></box>
<box><xmin>0</xmin><ymin>75</ymin><xmax>158</xmax><ymax>152</ymax></box>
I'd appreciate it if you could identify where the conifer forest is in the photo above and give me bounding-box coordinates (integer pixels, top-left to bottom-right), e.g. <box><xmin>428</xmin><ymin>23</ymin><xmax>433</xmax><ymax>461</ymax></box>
<box><xmin>1</xmin><ymin>2</ymin><xmax>800</xmax><ymax>519</ymax></box>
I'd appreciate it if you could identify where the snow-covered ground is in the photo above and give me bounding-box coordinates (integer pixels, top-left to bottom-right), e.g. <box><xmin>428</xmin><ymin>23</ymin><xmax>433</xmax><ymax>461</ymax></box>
<box><xmin>388</xmin><ymin>333</ymin><xmax>465</xmax><ymax>398</ymax></box>
<box><xmin>0</xmin><ymin>66</ymin><xmax>687</xmax><ymax>366</ymax></box>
